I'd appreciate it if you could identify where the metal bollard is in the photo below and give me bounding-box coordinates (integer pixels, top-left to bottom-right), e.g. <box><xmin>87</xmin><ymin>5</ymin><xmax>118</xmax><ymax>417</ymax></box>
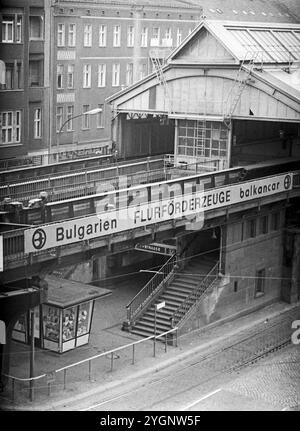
<box><xmin>12</xmin><ymin>378</ymin><xmax>15</xmax><ymax>402</ymax></box>
<box><xmin>48</xmin><ymin>382</ymin><xmax>51</xmax><ymax>397</ymax></box>
<box><xmin>63</xmin><ymin>369</ymin><xmax>67</xmax><ymax>390</ymax></box>
<box><xmin>165</xmin><ymin>334</ymin><xmax>168</xmax><ymax>353</ymax></box>
<box><xmin>111</xmin><ymin>352</ymin><xmax>114</xmax><ymax>372</ymax></box>
<box><xmin>89</xmin><ymin>360</ymin><xmax>92</xmax><ymax>381</ymax></box>
<box><xmin>132</xmin><ymin>344</ymin><xmax>135</xmax><ymax>365</ymax></box>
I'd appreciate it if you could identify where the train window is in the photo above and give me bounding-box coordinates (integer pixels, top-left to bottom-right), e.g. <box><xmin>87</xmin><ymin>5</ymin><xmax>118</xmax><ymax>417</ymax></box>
<box><xmin>73</xmin><ymin>202</ymin><xmax>91</xmax><ymax>217</ymax></box>
<box><xmin>228</xmin><ymin>172</ymin><xmax>241</xmax><ymax>184</ymax></box>
<box><xmin>50</xmin><ymin>205</ymin><xmax>70</xmax><ymax>222</ymax></box>
<box><xmin>214</xmin><ymin>174</ymin><xmax>226</xmax><ymax>187</ymax></box>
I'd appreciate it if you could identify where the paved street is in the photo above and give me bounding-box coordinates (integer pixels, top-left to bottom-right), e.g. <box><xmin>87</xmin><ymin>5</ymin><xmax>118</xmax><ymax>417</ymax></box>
<box><xmin>56</xmin><ymin>309</ymin><xmax>300</xmax><ymax>412</ymax></box>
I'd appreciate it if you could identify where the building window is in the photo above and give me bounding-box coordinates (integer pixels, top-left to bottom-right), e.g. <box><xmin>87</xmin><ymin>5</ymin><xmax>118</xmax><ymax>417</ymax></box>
<box><xmin>259</xmin><ymin>215</ymin><xmax>268</xmax><ymax>235</ymax></box>
<box><xmin>113</xmin><ymin>25</ymin><xmax>121</xmax><ymax>47</ymax></box>
<box><xmin>97</xmin><ymin>64</ymin><xmax>106</xmax><ymax>87</ymax></box>
<box><xmin>34</xmin><ymin>108</ymin><xmax>42</xmax><ymax>139</ymax></box>
<box><xmin>1</xmin><ymin>111</ymin><xmax>21</xmax><ymax>144</ymax></box>
<box><xmin>127</xmin><ymin>25</ymin><xmax>134</xmax><ymax>47</ymax></box>
<box><xmin>82</xmin><ymin>105</ymin><xmax>90</xmax><ymax>129</ymax></box>
<box><xmin>176</xmin><ymin>28</ymin><xmax>182</xmax><ymax>46</ymax></box>
<box><xmin>29</xmin><ymin>60</ymin><xmax>43</xmax><ymax>87</ymax></box>
<box><xmin>245</xmin><ymin>218</ymin><xmax>256</xmax><ymax>239</ymax></box>
<box><xmin>1</xmin><ymin>14</ymin><xmax>22</xmax><ymax>43</ymax></box>
<box><xmin>68</xmin><ymin>24</ymin><xmax>76</xmax><ymax>47</ymax></box>
<box><xmin>165</xmin><ymin>27</ymin><xmax>172</xmax><ymax>40</ymax></box>
<box><xmin>83</xmin><ymin>64</ymin><xmax>91</xmax><ymax>88</ymax></box>
<box><xmin>56</xmin><ymin>106</ymin><xmax>63</xmax><ymax>132</ymax></box>
<box><xmin>255</xmin><ymin>269</ymin><xmax>265</xmax><ymax>297</ymax></box>
<box><xmin>99</xmin><ymin>24</ymin><xmax>107</xmax><ymax>47</ymax></box>
<box><xmin>271</xmin><ymin>212</ymin><xmax>280</xmax><ymax>231</ymax></box>
<box><xmin>66</xmin><ymin>105</ymin><xmax>74</xmax><ymax>131</ymax></box>
<box><xmin>139</xmin><ymin>63</ymin><xmax>147</xmax><ymax>80</ymax></box>
<box><xmin>16</xmin><ymin>62</ymin><xmax>22</xmax><ymax>88</ymax></box>
<box><xmin>141</xmin><ymin>27</ymin><xmax>148</xmax><ymax>47</ymax></box>
<box><xmin>57</xmin><ymin>23</ymin><xmax>65</xmax><ymax>47</ymax></box>
<box><xmin>29</xmin><ymin>15</ymin><xmax>43</xmax><ymax>40</ymax></box>
<box><xmin>67</xmin><ymin>64</ymin><xmax>74</xmax><ymax>89</ymax></box>
<box><xmin>84</xmin><ymin>24</ymin><xmax>92</xmax><ymax>47</ymax></box>
<box><xmin>16</xmin><ymin>16</ymin><xmax>22</xmax><ymax>43</ymax></box>
<box><xmin>151</xmin><ymin>27</ymin><xmax>160</xmax><ymax>46</ymax></box>
<box><xmin>112</xmin><ymin>63</ymin><xmax>120</xmax><ymax>87</ymax></box>
<box><xmin>126</xmin><ymin>63</ymin><xmax>133</xmax><ymax>86</ymax></box>
<box><xmin>57</xmin><ymin>64</ymin><xmax>64</xmax><ymax>89</ymax></box>
<box><xmin>97</xmin><ymin>104</ymin><xmax>104</xmax><ymax>128</ymax></box>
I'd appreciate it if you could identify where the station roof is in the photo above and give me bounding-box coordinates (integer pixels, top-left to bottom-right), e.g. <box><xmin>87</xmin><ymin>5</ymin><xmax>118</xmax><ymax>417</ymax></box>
<box><xmin>170</xmin><ymin>20</ymin><xmax>300</xmax><ymax>64</ymax></box>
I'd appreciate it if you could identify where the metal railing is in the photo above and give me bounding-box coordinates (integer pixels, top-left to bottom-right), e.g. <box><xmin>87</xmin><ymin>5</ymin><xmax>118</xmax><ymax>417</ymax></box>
<box><xmin>0</xmin><ymin>158</ymin><xmax>165</xmax><ymax>202</ymax></box>
<box><xmin>171</xmin><ymin>261</ymin><xmax>220</xmax><ymax>328</ymax></box>
<box><xmin>2</xmin><ymin>327</ymin><xmax>178</xmax><ymax>403</ymax></box>
<box><xmin>0</xmin><ymin>158</ymin><xmax>219</xmax><ymax>204</ymax></box>
<box><xmin>126</xmin><ymin>254</ymin><xmax>177</xmax><ymax>328</ymax></box>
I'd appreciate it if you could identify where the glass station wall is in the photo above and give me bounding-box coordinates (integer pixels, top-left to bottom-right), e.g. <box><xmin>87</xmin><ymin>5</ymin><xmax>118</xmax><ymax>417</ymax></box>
<box><xmin>176</xmin><ymin>120</ymin><xmax>229</xmax><ymax>168</ymax></box>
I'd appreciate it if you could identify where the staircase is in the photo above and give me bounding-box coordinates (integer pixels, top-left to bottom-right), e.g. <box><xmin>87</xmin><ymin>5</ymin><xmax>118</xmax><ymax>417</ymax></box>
<box><xmin>128</xmin><ymin>254</ymin><xmax>219</xmax><ymax>338</ymax></box>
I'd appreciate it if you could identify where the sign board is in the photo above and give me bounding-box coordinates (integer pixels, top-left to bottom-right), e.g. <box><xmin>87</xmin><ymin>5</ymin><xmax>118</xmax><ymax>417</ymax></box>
<box><xmin>24</xmin><ymin>173</ymin><xmax>293</xmax><ymax>254</ymax></box>
<box><xmin>0</xmin><ymin>236</ymin><xmax>3</xmax><ymax>272</ymax></box>
<box><xmin>155</xmin><ymin>301</ymin><xmax>166</xmax><ymax>310</ymax></box>
<box><xmin>135</xmin><ymin>242</ymin><xmax>176</xmax><ymax>256</ymax></box>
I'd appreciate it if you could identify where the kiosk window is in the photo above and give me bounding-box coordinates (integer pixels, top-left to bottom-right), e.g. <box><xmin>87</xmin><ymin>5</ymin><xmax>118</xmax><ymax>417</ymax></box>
<box><xmin>43</xmin><ymin>305</ymin><xmax>60</xmax><ymax>342</ymax></box>
<box><xmin>62</xmin><ymin>307</ymin><xmax>77</xmax><ymax>341</ymax></box>
<box><xmin>77</xmin><ymin>302</ymin><xmax>92</xmax><ymax>336</ymax></box>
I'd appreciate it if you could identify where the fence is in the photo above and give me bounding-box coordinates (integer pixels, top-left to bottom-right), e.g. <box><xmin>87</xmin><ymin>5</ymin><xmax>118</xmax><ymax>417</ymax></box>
<box><xmin>2</xmin><ymin>327</ymin><xmax>178</xmax><ymax>403</ymax></box>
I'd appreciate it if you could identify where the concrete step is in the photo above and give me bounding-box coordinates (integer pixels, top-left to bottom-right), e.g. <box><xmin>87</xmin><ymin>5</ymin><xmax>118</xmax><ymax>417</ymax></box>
<box><xmin>142</xmin><ymin>315</ymin><xmax>171</xmax><ymax>326</ymax></box>
<box><xmin>137</xmin><ymin>319</ymin><xmax>169</xmax><ymax>332</ymax></box>
<box><xmin>167</xmin><ymin>285</ymin><xmax>194</xmax><ymax>295</ymax></box>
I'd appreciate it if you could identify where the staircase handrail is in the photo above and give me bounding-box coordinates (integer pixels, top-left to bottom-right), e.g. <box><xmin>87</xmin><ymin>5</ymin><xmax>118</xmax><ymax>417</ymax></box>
<box><xmin>171</xmin><ymin>261</ymin><xmax>220</xmax><ymax>328</ymax></box>
<box><xmin>126</xmin><ymin>253</ymin><xmax>177</xmax><ymax>326</ymax></box>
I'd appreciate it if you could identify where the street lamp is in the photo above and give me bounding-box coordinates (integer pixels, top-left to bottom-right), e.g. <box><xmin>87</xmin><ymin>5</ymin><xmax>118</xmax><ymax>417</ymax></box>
<box><xmin>56</xmin><ymin>107</ymin><xmax>103</xmax><ymax>158</ymax></box>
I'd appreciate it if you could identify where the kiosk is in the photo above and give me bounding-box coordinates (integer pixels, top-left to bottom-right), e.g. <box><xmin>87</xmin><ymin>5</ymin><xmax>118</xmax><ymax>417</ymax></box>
<box><xmin>12</xmin><ymin>276</ymin><xmax>111</xmax><ymax>353</ymax></box>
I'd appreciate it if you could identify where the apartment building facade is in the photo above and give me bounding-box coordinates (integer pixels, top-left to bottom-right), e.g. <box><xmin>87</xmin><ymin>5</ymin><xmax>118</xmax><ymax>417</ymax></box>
<box><xmin>0</xmin><ymin>0</ymin><xmax>51</xmax><ymax>160</ymax></box>
<box><xmin>51</xmin><ymin>0</ymin><xmax>202</xmax><ymax>155</ymax></box>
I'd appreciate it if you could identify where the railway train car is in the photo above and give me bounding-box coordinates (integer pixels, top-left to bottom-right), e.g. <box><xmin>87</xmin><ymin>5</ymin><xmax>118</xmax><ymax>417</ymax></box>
<box><xmin>0</xmin><ymin>153</ymin><xmax>114</xmax><ymax>184</ymax></box>
<box><xmin>1</xmin><ymin>157</ymin><xmax>299</xmax><ymax>227</ymax></box>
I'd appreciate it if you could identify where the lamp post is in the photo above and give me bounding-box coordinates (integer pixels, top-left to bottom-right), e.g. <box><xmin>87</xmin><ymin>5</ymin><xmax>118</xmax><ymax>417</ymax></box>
<box><xmin>56</xmin><ymin>107</ymin><xmax>102</xmax><ymax>160</ymax></box>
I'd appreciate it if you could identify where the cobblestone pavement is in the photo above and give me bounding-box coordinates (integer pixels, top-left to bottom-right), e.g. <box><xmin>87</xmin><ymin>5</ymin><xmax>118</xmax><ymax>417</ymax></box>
<box><xmin>224</xmin><ymin>345</ymin><xmax>300</xmax><ymax>410</ymax></box>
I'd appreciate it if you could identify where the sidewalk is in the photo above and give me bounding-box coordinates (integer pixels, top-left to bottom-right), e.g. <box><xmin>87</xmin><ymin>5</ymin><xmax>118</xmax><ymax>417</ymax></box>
<box><xmin>1</xmin><ymin>277</ymin><xmax>300</xmax><ymax>410</ymax></box>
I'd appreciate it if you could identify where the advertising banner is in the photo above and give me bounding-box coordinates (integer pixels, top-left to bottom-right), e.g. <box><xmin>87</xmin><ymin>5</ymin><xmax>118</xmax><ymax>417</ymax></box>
<box><xmin>24</xmin><ymin>173</ymin><xmax>292</xmax><ymax>254</ymax></box>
